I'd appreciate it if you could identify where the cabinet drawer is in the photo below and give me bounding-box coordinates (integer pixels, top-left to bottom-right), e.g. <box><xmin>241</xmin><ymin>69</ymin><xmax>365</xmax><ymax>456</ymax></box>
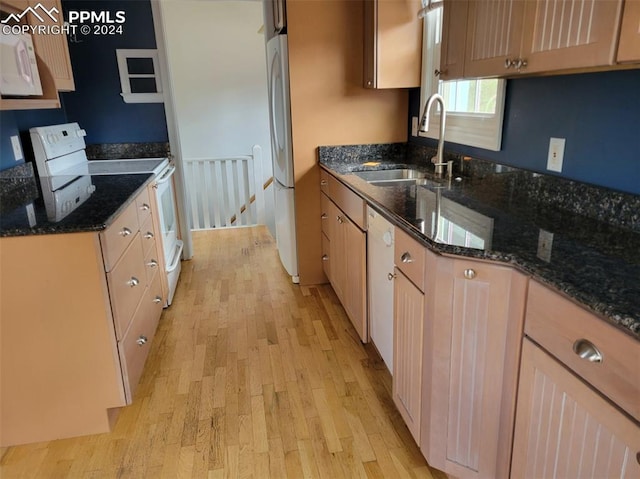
<box><xmin>119</xmin><ymin>272</ymin><xmax>163</xmax><ymax>402</ymax></box>
<box><xmin>320</xmin><ymin>169</ymin><xmax>330</xmax><ymax>195</ymax></box>
<box><xmin>525</xmin><ymin>280</ymin><xmax>640</xmax><ymax>421</ymax></box>
<box><xmin>394</xmin><ymin>227</ymin><xmax>425</xmax><ymax>292</ymax></box>
<box><xmin>320</xmin><ymin>192</ymin><xmax>331</xmax><ymax>236</ymax></box>
<box><xmin>100</xmin><ymin>200</ymin><xmax>139</xmax><ymax>272</ymax></box>
<box><xmin>321</xmin><ymin>232</ymin><xmax>331</xmax><ymax>280</ymax></box>
<box><xmin>135</xmin><ymin>186</ymin><xmax>152</xmax><ymax>227</ymax></box>
<box><xmin>144</xmin><ymin>238</ymin><xmax>160</xmax><ymax>285</ymax></box>
<box><xmin>108</xmin><ymin>234</ymin><xmax>147</xmax><ymax>340</ymax></box>
<box><xmin>326</xmin><ymin>174</ymin><xmax>366</xmax><ymax>229</ymax></box>
<box><xmin>139</xmin><ymin>214</ymin><xmax>156</xmax><ymax>257</ymax></box>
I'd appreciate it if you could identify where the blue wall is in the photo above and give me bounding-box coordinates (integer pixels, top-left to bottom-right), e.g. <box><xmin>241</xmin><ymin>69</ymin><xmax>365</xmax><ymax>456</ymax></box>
<box><xmin>61</xmin><ymin>0</ymin><xmax>168</xmax><ymax>145</ymax></box>
<box><xmin>408</xmin><ymin>69</ymin><xmax>640</xmax><ymax>195</ymax></box>
<box><xmin>0</xmin><ymin>0</ymin><xmax>168</xmax><ymax>171</ymax></box>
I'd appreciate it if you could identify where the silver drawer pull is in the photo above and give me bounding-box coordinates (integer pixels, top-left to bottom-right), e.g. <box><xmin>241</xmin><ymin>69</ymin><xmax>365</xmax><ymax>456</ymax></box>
<box><xmin>140</xmin><ymin>203</ymin><xmax>150</xmax><ymax>211</ymax></box>
<box><xmin>144</xmin><ymin>231</ymin><xmax>154</xmax><ymax>239</ymax></box>
<box><xmin>337</xmin><ymin>216</ymin><xmax>344</xmax><ymax>224</ymax></box>
<box><xmin>147</xmin><ymin>259</ymin><xmax>158</xmax><ymax>268</ymax></box>
<box><xmin>120</xmin><ymin>227</ymin><xmax>132</xmax><ymax>237</ymax></box>
<box><xmin>464</xmin><ymin>269</ymin><xmax>477</xmax><ymax>279</ymax></box>
<box><xmin>320</xmin><ymin>179</ymin><xmax>328</xmax><ymax>186</ymax></box>
<box><xmin>127</xmin><ymin>277</ymin><xmax>140</xmax><ymax>287</ymax></box>
<box><xmin>136</xmin><ymin>335</ymin><xmax>148</xmax><ymax>346</ymax></box>
<box><xmin>153</xmin><ymin>296</ymin><xmax>163</xmax><ymax>304</ymax></box>
<box><xmin>401</xmin><ymin>252</ymin><xmax>413</xmax><ymax>263</ymax></box>
<box><xmin>573</xmin><ymin>339</ymin><xmax>603</xmax><ymax>364</ymax></box>
<box><xmin>321</xmin><ymin>213</ymin><xmax>328</xmax><ymax>219</ymax></box>
<box><xmin>387</xmin><ymin>272</ymin><xmax>396</xmax><ymax>281</ymax></box>
<box><xmin>322</xmin><ymin>254</ymin><xmax>329</xmax><ymax>261</ymax></box>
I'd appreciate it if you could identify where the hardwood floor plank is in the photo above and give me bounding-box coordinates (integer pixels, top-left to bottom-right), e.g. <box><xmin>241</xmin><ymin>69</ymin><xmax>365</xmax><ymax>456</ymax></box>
<box><xmin>0</xmin><ymin>227</ymin><xmax>445</xmax><ymax>479</ymax></box>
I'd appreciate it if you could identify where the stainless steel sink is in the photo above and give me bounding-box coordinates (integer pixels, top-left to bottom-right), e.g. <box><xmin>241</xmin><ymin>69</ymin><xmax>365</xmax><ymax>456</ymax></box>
<box><xmin>352</xmin><ymin>168</ymin><xmax>435</xmax><ymax>187</ymax></box>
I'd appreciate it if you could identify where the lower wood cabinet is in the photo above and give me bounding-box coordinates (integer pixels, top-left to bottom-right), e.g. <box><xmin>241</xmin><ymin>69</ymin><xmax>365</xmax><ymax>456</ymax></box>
<box><xmin>512</xmin><ymin>339</ymin><xmax>640</xmax><ymax>479</ymax></box>
<box><xmin>421</xmin><ymin>257</ymin><xmax>528</xmax><ymax>479</ymax></box>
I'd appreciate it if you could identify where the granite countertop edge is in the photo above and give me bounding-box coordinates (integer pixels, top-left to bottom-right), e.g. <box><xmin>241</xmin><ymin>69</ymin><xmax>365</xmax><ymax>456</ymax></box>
<box><xmin>318</xmin><ymin>159</ymin><xmax>639</xmax><ymax>341</ymax></box>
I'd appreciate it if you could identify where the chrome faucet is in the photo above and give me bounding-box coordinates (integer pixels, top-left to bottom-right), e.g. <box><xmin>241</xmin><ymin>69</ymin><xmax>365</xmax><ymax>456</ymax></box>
<box><xmin>419</xmin><ymin>93</ymin><xmax>448</xmax><ymax>176</ymax></box>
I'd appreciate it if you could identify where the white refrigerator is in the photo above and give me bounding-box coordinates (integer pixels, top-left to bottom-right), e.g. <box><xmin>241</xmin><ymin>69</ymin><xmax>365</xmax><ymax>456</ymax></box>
<box><xmin>267</xmin><ymin>34</ymin><xmax>299</xmax><ymax>283</ymax></box>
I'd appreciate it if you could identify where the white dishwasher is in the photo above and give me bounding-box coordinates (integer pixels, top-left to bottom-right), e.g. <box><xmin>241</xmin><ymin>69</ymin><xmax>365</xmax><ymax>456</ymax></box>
<box><xmin>366</xmin><ymin>206</ymin><xmax>395</xmax><ymax>373</ymax></box>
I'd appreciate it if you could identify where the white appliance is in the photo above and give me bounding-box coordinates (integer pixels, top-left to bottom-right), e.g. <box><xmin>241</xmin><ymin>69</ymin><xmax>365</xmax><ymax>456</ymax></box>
<box><xmin>0</xmin><ymin>33</ymin><xmax>42</xmax><ymax>96</ymax></box>
<box><xmin>30</xmin><ymin>122</ymin><xmax>182</xmax><ymax>305</ymax></box>
<box><xmin>267</xmin><ymin>33</ymin><xmax>299</xmax><ymax>283</ymax></box>
<box><xmin>367</xmin><ymin>206</ymin><xmax>395</xmax><ymax>372</ymax></box>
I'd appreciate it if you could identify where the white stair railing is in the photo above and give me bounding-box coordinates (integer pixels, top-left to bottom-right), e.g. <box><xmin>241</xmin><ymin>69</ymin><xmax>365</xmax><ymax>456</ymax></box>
<box><xmin>184</xmin><ymin>145</ymin><xmax>265</xmax><ymax>230</ymax></box>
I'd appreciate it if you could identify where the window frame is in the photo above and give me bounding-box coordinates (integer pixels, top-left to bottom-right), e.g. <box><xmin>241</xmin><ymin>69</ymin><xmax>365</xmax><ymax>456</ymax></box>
<box><xmin>115</xmin><ymin>49</ymin><xmax>164</xmax><ymax>104</ymax></box>
<box><xmin>418</xmin><ymin>5</ymin><xmax>506</xmax><ymax>151</ymax></box>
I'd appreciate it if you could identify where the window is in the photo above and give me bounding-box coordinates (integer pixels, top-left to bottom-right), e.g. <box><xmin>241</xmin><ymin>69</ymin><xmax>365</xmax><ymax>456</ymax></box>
<box><xmin>115</xmin><ymin>49</ymin><xmax>164</xmax><ymax>104</ymax></box>
<box><xmin>419</xmin><ymin>4</ymin><xmax>505</xmax><ymax>151</ymax></box>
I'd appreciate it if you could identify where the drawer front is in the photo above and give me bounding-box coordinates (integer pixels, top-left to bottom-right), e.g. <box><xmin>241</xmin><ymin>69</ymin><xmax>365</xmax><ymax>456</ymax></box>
<box><xmin>525</xmin><ymin>280</ymin><xmax>640</xmax><ymax>421</ymax></box>
<box><xmin>100</xmin><ymin>200</ymin><xmax>139</xmax><ymax>272</ymax></box>
<box><xmin>327</xmin><ymin>174</ymin><xmax>366</xmax><ymax>229</ymax></box>
<box><xmin>135</xmin><ymin>186</ymin><xmax>152</xmax><ymax>227</ymax></box>
<box><xmin>108</xmin><ymin>234</ymin><xmax>147</xmax><ymax>339</ymax></box>
<box><xmin>118</xmin><ymin>272</ymin><xmax>163</xmax><ymax>403</ymax></box>
<box><xmin>139</xmin><ymin>214</ymin><xmax>156</xmax><ymax>257</ymax></box>
<box><xmin>320</xmin><ymin>168</ymin><xmax>330</xmax><ymax>195</ymax></box>
<box><xmin>394</xmin><ymin>227</ymin><xmax>425</xmax><ymax>292</ymax></box>
<box><xmin>321</xmin><ymin>231</ymin><xmax>331</xmax><ymax>283</ymax></box>
<box><xmin>144</xmin><ymin>238</ymin><xmax>160</xmax><ymax>285</ymax></box>
<box><xmin>320</xmin><ymin>192</ymin><xmax>332</xmax><ymax>236</ymax></box>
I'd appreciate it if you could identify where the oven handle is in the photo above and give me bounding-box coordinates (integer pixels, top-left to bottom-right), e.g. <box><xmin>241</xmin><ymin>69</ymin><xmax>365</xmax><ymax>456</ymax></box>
<box><xmin>166</xmin><ymin>240</ymin><xmax>184</xmax><ymax>273</ymax></box>
<box><xmin>155</xmin><ymin>164</ymin><xmax>176</xmax><ymax>186</ymax></box>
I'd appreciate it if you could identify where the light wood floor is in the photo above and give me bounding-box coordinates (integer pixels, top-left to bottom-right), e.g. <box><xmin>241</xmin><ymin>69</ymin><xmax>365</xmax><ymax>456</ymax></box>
<box><xmin>1</xmin><ymin>226</ymin><xmax>447</xmax><ymax>479</ymax></box>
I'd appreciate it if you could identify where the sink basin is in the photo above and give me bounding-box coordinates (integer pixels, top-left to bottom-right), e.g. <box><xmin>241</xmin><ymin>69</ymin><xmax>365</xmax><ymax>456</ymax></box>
<box><xmin>352</xmin><ymin>168</ymin><xmax>437</xmax><ymax>187</ymax></box>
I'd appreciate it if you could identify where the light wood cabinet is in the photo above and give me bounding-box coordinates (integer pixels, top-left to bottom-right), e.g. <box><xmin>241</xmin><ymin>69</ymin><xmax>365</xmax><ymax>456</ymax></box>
<box><xmin>0</xmin><ymin>185</ymin><xmax>164</xmax><ymax>446</ymax></box>
<box><xmin>439</xmin><ymin>0</ymin><xmax>469</xmax><ymax>80</ymax></box>
<box><xmin>0</xmin><ymin>0</ymin><xmax>74</xmax><ymax>110</ymax></box>
<box><xmin>618</xmin><ymin>0</ymin><xmax>640</xmax><ymax>63</ymax></box>
<box><xmin>422</xmin><ymin>257</ymin><xmax>527</xmax><ymax>479</ymax></box>
<box><xmin>449</xmin><ymin>0</ymin><xmax>626</xmax><ymax>79</ymax></box>
<box><xmin>319</xmin><ymin>172</ymin><xmax>367</xmax><ymax>342</ymax></box>
<box><xmin>363</xmin><ymin>0</ymin><xmax>423</xmax><ymax>88</ymax></box>
<box><xmin>512</xmin><ymin>339</ymin><xmax>640</xmax><ymax>479</ymax></box>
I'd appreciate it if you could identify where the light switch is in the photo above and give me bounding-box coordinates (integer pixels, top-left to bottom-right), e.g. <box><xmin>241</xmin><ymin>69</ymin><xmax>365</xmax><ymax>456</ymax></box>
<box><xmin>11</xmin><ymin>135</ymin><xmax>23</xmax><ymax>161</ymax></box>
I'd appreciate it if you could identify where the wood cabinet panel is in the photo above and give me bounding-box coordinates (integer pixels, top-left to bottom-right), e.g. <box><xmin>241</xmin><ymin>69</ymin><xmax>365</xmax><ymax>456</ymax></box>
<box><xmin>423</xmin><ymin>257</ymin><xmax>527</xmax><ymax>479</ymax></box>
<box><xmin>100</xmin><ymin>199</ymin><xmax>139</xmax><ymax>272</ymax></box>
<box><xmin>393</xmin><ymin>267</ymin><xmax>424</xmax><ymax>443</ymax></box>
<box><xmin>618</xmin><ymin>0</ymin><xmax>640</xmax><ymax>62</ymax></box>
<box><xmin>343</xmin><ymin>216</ymin><xmax>367</xmax><ymax>341</ymax></box>
<box><xmin>525</xmin><ymin>280</ymin><xmax>640</xmax><ymax>422</ymax></box>
<box><xmin>135</xmin><ymin>186</ymin><xmax>152</xmax><ymax>227</ymax></box>
<box><xmin>394</xmin><ymin>226</ymin><xmax>425</xmax><ymax>292</ymax></box>
<box><xmin>512</xmin><ymin>339</ymin><xmax>640</xmax><ymax>479</ymax></box>
<box><xmin>327</xmin><ymin>174</ymin><xmax>366</xmax><ymax>229</ymax></box>
<box><xmin>440</xmin><ymin>0</ymin><xmax>469</xmax><ymax>80</ymax></box>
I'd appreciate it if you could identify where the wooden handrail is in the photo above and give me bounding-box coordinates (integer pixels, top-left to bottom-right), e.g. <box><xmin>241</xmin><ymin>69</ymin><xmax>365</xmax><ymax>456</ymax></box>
<box><xmin>229</xmin><ymin>176</ymin><xmax>274</xmax><ymax>225</ymax></box>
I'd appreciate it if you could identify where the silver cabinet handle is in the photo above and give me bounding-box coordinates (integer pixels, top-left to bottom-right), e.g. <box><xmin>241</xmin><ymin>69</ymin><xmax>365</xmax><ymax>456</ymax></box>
<box><xmin>573</xmin><ymin>339</ymin><xmax>603</xmax><ymax>364</ymax></box>
<box><xmin>434</xmin><ymin>69</ymin><xmax>447</xmax><ymax>77</ymax></box>
<box><xmin>387</xmin><ymin>272</ymin><xmax>396</xmax><ymax>281</ymax></box>
<box><xmin>401</xmin><ymin>252</ymin><xmax>413</xmax><ymax>263</ymax></box>
<box><xmin>321</xmin><ymin>213</ymin><xmax>328</xmax><ymax>219</ymax></box>
<box><xmin>140</xmin><ymin>203</ymin><xmax>150</xmax><ymax>211</ymax></box>
<box><xmin>127</xmin><ymin>277</ymin><xmax>140</xmax><ymax>287</ymax></box>
<box><xmin>322</xmin><ymin>254</ymin><xmax>329</xmax><ymax>261</ymax></box>
<box><xmin>147</xmin><ymin>259</ymin><xmax>158</xmax><ymax>268</ymax></box>
<box><xmin>136</xmin><ymin>335</ymin><xmax>148</xmax><ymax>346</ymax></box>
<box><xmin>320</xmin><ymin>179</ymin><xmax>328</xmax><ymax>186</ymax></box>
<box><xmin>337</xmin><ymin>216</ymin><xmax>344</xmax><ymax>224</ymax></box>
<box><xmin>153</xmin><ymin>296</ymin><xmax>163</xmax><ymax>304</ymax></box>
<box><xmin>144</xmin><ymin>231</ymin><xmax>154</xmax><ymax>239</ymax></box>
<box><xmin>505</xmin><ymin>58</ymin><xmax>514</xmax><ymax>69</ymax></box>
<box><xmin>514</xmin><ymin>58</ymin><xmax>528</xmax><ymax>70</ymax></box>
<box><xmin>463</xmin><ymin>269</ymin><xmax>477</xmax><ymax>279</ymax></box>
<box><xmin>120</xmin><ymin>227</ymin><xmax>132</xmax><ymax>237</ymax></box>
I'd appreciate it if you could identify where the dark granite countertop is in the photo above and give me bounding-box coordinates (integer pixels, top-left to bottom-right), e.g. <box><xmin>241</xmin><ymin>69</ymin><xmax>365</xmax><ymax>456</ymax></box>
<box><xmin>0</xmin><ymin>171</ymin><xmax>153</xmax><ymax>237</ymax></box>
<box><xmin>319</xmin><ymin>143</ymin><xmax>640</xmax><ymax>340</ymax></box>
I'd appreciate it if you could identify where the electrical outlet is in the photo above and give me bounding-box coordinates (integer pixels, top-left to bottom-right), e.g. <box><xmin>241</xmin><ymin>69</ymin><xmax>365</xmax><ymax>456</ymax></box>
<box><xmin>537</xmin><ymin>229</ymin><xmax>554</xmax><ymax>262</ymax></box>
<box><xmin>411</xmin><ymin>116</ymin><xmax>418</xmax><ymax>137</ymax></box>
<box><xmin>547</xmin><ymin>137</ymin><xmax>565</xmax><ymax>172</ymax></box>
<box><xmin>10</xmin><ymin>135</ymin><xmax>23</xmax><ymax>161</ymax></box>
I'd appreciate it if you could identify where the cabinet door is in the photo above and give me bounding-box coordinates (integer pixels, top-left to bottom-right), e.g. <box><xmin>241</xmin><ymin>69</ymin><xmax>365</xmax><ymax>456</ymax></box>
<box><xmin>343</xmin><ymin>216</ymin><xmax>367</xmax><ymax>342</ymax></box>
<box><xmin>512</xmin><ymin>339</ymin><xmax>640</xmax><ymax>479</ymax></box>
<box><xmin>425</xmin><ymin>258</ymin><xmax>527</xmax><ymax>479</ymax></box>
<box><xmin>393</xmin><ymin>268</ymin><xmax>424</xmax><ymax>443</ymax></box>
<box><xmin>329</xmin><ymin>203</ymin><xmax>346</xmax><ymax>302</ymax></box>
<box><xmin>618</xmin><ymin>0</ymin><xmax>640</xmax><ymax>62</ymax></box>
<box><xmin>28</xmin><ymin>0</ymin><xmax>75</xmax><ymax>91</ymax></box>
<box><xmin>363</xmin><ymin>0</ymin><xmax>423</xmax><ymax>88</ymax></box>
<box><xmin>463</xmin><ymin>0</ymin><xmax>525</xmax><ymax>78</ymax></box>
<box><xmin>440</xmin><ymin>0</ymin><xmax>469</xmax><ymax>80</ymax></box>
<box><xmin>520</xmin><ymin>0</ymin><xmax>623</xmax><ymax>73</ymax></box>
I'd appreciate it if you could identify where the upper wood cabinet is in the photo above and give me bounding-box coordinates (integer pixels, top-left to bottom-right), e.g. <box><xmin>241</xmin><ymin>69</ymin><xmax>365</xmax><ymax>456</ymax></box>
<box><xmin>0</xmin><ymin>0</ymin><xmax>74</xmax><ymax>110</ymax></box>
<box><xmin>363</xmin><ymin>0</ymin><xmax>423</xmax><ymax>89</ymax></box>
<box><xmin>618</xmin><ymin>0</ymin><xmax>640</xmax><ymax>63</ymax></box>
<box><xmin>446</xmin><ymin>0</ymin><xmax>627</xmax><ymax>79</ymax></box>
<box><xmin>422</xmin><ymin>257</ymin><xmax>528</xmax><ymax>479</ymax></box>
